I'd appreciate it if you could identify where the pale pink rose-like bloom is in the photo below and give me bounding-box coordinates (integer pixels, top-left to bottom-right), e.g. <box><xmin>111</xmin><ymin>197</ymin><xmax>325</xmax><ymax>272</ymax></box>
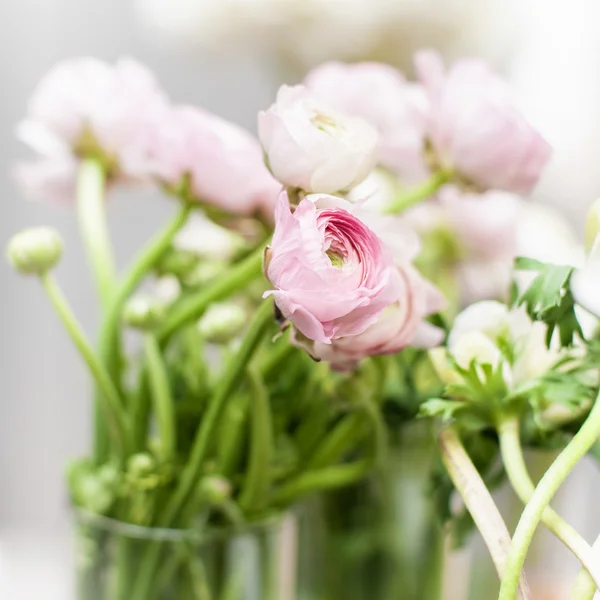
<box><xmin>304</xmin><ymin>269</ymin><xmax>446</xmax><ymax>371</ymax></box>
<box><xmin>404</xmin><ymin>187</ymin><xmax>523</xmax><ymax>303</ymax></box>
<box><xmin>304</xmin><ymin>61</ymin><xmax>428</xmax><ymax>181</ymax></box>
<box><xmin>415</xmin><ymin>50</ymin><xmax>551</xmax><ymax>194</ymax></box>
<box><xmin>147</xmin><ymin>105</ymin><xmax>281</xmax><ymax>216</ymax></box>
<box><xmin>258</xmin><ymin>85</ymin><xmax>379</xmax><ymax>194</ymax></box>
<box><xmin>15</xmin><ymin>57</ymin><xmax>169</xmax><ymax>203</ymax></box>
<box><xmin>264</xmin><ymin>192</ymin><xmax>445</xmax><ymax>369</ymax></box>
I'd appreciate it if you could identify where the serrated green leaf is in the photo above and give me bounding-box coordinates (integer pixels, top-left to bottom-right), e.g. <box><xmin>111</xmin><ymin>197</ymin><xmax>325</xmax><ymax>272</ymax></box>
<box><xmin>514</xmin><ymin>257</ymin><xmax>584</xmax><ymax>347</ymax></box>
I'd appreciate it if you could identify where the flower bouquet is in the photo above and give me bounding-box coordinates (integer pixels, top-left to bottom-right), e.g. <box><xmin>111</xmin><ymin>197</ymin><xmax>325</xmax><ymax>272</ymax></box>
<box><xmin>8</xmin><ymin>49</ymin><xmax>600</xmax><ymax>600</ymax></box>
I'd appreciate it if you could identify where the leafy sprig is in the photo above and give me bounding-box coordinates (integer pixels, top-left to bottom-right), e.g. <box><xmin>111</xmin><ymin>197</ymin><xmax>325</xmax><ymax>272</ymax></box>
<box><xmin>513</xmin><ymin>257</ymin><xmax>583</xmax><ymax>347</ymax></box>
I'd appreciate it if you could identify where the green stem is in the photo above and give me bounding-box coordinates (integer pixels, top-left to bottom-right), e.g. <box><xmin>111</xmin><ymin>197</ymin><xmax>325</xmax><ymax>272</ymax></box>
<box><xmin>383</xmin><ymin>170</ymin><xmax>452</xmax><ymax>214</ymax></box>
<box><xmin>273</xmin><ymin>459</ymin><xmax>371</xmax><ymax>507</ymax></box>
<box><xmin>158</xmin><ymin>243</ymin><xmax>265</xmax><ymax>343</ymax></box>
<box><xmin>306</xmin><ymin>413</ymin><xmax>366</xmax><ymax>470</ymax></box>
<box><xmin>131</xmin><ymin>367</ymin><xmax>150</xmax><ymax>453</ymax></box>
<box><xmin>98</xmin><ymin>202</ymin><xmax>192</xmax><ymax>390</ymax></box>
<box><xmin>570</xmin><ymin>535</ymin><xmax>600</xmax><ymax>600</ymax></box>
<box><xmin>498</xmin><ymin>417</ymin><xmax>600</xmax><ymax>589</ymax></box>
<box><xmin>129</xmin><ymin>300</ymin><xmax>275</xmax><ymax>600</ymax></box>
<box><xmin>76</xmin><ymin>158</ymin><xmax>116</xmax><ymax>309</ymax></box>
<box><xmin>438</xmin><ymin>427</ymin><xmax>530</xmax><ymax>599</ymax></box>
<box><xmin>40</xmin><ymin>273</ymin><xmax>129</xmax><ymax>457</ymax></box>
<box><xmin>144</xmin><ymin>334</ymin><xmax>176</xmax><ymax>460</ymax></box>
<box><xmin>238</xmin><ymin>368</ymin><xmax>273</xmax><ymax>513</ymax></box>
<box><xmin>77</xmin><ymin>158</ymin><xmax>117</xmax><ymax>463</ymax></box>
<box><xmin>499</xmin><ymin>391</ymin><xmax>600</xmax><ymax>600</ymax></box>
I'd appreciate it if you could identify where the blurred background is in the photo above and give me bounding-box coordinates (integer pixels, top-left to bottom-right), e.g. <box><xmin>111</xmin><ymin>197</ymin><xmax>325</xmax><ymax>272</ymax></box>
<box><xmin>2</xmin><ymin>1</ymin><xmax>600</xmax><ymax>598</ymax></box>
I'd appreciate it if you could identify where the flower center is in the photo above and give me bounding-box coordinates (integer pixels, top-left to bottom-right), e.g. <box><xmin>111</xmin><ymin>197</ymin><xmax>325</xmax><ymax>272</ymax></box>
<box><xmin>326</xmin><ymin>249</ymin><xmax>344</xmax><ymax>268</ymax></box>
<box><xmin>310</xmin><ymin>112</ymin><xmax>345</xmax><ymax>138</ymax></box>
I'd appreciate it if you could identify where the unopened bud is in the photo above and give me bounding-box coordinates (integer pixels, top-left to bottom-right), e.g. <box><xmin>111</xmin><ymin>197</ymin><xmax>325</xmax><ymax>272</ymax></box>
<box><xmin>585</xmin><ymin>198</ymin><xmax>600</xmax><ymax>255</ymax></box>
<box><xmin>127</xmin><ymin>453</ymin><xmax>155</xmax><ymax>477</ymax></box>
<box><xmin>197</xmin><ymin>302</ymin><xmax>246</xmax><ymax>343</ymax></box>
<box><xmin>197</xmin><ymin>476</ymin><xmax>232</xmax><ymax>505</ymax></box>
<box><xmin>7</xmin><ymin>227</ymin><xmax>63</xmax><ymax>275</ymax></box>
<box><xmin>123</xmin><ymin>295</ymin><xmax>165</xmax><ymax>330</ymax></box>
<box><xmin>155</xmin><ymin>249</ymin><xmax>198</xmax><ymax>278</ymax></box>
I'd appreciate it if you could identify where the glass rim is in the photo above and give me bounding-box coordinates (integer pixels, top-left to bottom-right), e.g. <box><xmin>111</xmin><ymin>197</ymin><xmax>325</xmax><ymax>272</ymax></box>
<box><xmin>72</xmin><ymin>506</ymin><xmax>288</xmax><ymax>543</ymax></box>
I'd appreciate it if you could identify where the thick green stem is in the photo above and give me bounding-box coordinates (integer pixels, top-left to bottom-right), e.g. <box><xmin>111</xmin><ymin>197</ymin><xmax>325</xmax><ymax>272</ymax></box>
<box><xmin>438</xmin><ymin>427</ymin><xmax>530</xmax><ymax>599</ymax></box>
<box><xmin>76</xmin><ymin>158</ymin><xmax>116</xmax><ymax>309</ymax></box>
<box><xmin>383</xmin><ymin>170</ymin><xmax>452</xmax><ymax>214</ymax></box>
<box><xmin>77</xmin><ymin>158</ymin><xmax>117</xmax><ymax>463</ymax></box>
<box><xmin>158</xmin><ymin>244</ymin><xmax>265</xmax><ymax>343</ymax></box>
<box><xmin>570</xmin><ymin>535</ymin><xmax>600</xmax><ymax>600</ymax></box>
<box><xmin>306</xmin><ymin>413</ymin><xmax>366</xmax><ymax>470</ymax></box>
<box><xmin>98</xmin><ymin>202</ymin><xmax>193</xmax><ymax>391</ymax></box>
<box><xmin>238</xmin><ymin>368</ymin><xmax>273</xmax><ymax>513</ymax></box>
<box><xmin>40</xmin><ymin>273</ymin><xmax>129</xmax><ymax>457</ymax></box>
<box><xmin>274</xmin><ymin>459</ymin><xmax>371</xmax><ymax>507</ymax></box>
<box><xmin>498</xmin><ymin>417</ymin><xmax>600</xmax><ymax>589</ymax></box>
<box><xmin>144</xmin><ymin>334</ymin><xmax>176</xmax><ymax>460</ymax></box>
<box><xmin>129</xmin><ymin>300</ymin><xmax>275</xmax><ymax>600</ymax></box>
<box><xmin>499</xmin><ymin>391</ymin><xmax>600</xmax><ymax>600</ymax></box>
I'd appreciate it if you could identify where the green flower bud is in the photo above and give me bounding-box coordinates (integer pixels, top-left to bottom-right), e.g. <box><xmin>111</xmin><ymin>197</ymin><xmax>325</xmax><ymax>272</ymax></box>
<box><xmin>154</xmin><ymin>248</ymin><xmax>199</xmax><ymax>278</ymax></box>
<box><xmin>585</xmin><ymin>198</ymin><xmax>600</xmax><ymax>254</ymax></box>
<box><xmin>183</xmin><ymin>260</ymin><xmax>228</xmax><ymax>287</ymax></box>
<box><xmin>197</xmin><ymin>302</ymin><xmax>247</xmax><ymax>343</ymax></box>
<box><xmin>7</xmin><ymin>227</ymin><xmax>63</xmax><ymax>275</ymax></box>
<box><xmin>127</xmin><ymin>453</ymin><xmax>155</xmax><ymax>477</ymax></box>
<box><xmin>197</xmin><ymin>476</ymin><xmax>232</xmax><ymax>505</ymax></box>
<box><xmin>123</xmin><ymin>295</ymin><xmax>165</xmax><ymax>331</ymax></box>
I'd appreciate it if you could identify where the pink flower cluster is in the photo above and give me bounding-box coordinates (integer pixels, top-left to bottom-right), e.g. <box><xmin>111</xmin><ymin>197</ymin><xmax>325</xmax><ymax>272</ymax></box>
<box><xmin>15</xmin><ymin>50</ymin><xmax>553</xmax><ymax>370</ymax></box>
<box><xmin>264</xmin><ymin>194</ymin><xmax>445</xmax><ymax>370</ymax></box>
<box><xmin>15</xmin><ymin>57</ymin><xmax>279</xmax><ymax>215</ymax></box>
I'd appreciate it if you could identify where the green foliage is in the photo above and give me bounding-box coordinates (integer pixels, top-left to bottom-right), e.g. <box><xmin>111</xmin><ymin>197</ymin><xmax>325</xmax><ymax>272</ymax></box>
<box><xmin>513</xmin><ymin>257</ymin><xmax>583</xmax><ymax>347</ymax></box>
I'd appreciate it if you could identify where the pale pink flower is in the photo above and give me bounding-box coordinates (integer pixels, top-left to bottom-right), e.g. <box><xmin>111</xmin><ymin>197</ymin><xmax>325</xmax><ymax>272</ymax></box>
<box><xmin>304</xmin><ymin>61</ymin><xmax>428</xmax><ymax>181</ymax></box>
<box><xmin>415</xmin><ymin>50</ymin><xmax>551</xmax><ymax>194</ymax></box>
<box><xmin>301</xmin><ymin>269</ymin><xmax>445</xmax><ymax>371</ymax></box>
<box><xmin>264</xmin><ymin>192</ymin><xmax>444</xmax><ymax>368</ymax></box>
<box><xmin>147</xmin><ymin>105</ymin><xmax>281</xmax><ymax>216</ymax></box>
<box><xmin>258</xmin><ymin>85</ymin><xmax>379</xmax><ymax>194</ymax></box>
<box><xmin>15</xmin><ymin>57</ymin><xmax>169</xmax><ymax>202</ymax></box>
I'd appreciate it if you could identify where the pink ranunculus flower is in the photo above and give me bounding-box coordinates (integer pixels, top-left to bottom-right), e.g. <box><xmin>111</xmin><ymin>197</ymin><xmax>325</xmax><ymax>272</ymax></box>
<box><xmin>298</xmin><ymin>269</ymin><xmax>446</xmax><ymax>371</ymax></box>
<box><xmin>264</xmin><ymin>192</ymin><xmax>445</xmax><ymax>368</ymax></box>
<box><xmin>304</xmin><ymin>61</ymin><xmax>428</xmax><ymax>182</ymax></box>
<box><xmin>258</xmin><ymin>85</ymin><xmax>379</xmax><ymax>194</ymax></box>
<box><xmin>15</xmin><ymin>57</ymin><xmax>169</xmax><ymax>202</ymax></box>
<box><xmin>415</xmin><ymin>50</ymin><xmax>551</xmax><ymax>195</ymax></box>
<box><xmin>147</xmin><ymin>105</ymin><xmax>281</xmax><ymax>217</ymax></box>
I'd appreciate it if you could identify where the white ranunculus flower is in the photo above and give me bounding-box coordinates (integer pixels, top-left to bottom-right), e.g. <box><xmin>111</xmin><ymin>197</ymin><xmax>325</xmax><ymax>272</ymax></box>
<box><xmin>437</xmin><ymin>300</ymin><xmax>561</xmax><ymax>389</ymax></box>
<box><xmin>258</xmin><ymin>85</ymin><xmax>379</xmax><ymax>194</ymax></box>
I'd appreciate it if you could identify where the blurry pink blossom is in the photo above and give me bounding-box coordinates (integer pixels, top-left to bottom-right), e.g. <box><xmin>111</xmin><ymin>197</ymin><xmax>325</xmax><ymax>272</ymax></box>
<box><xmin>304</xmin><ymin>61</ymin><xmax>428</xmax><ymax>181</ymax></box>
<box><xmin>147</xmin><ymin>105</ymin><xmax>281</xmax><ymax>216</ymax></box>
<box><xmin>264</xmin><ymin>192</ymin><xmax>444</xmax><ymax>369</ymax></box>
<box><xmin>15</xmin><ymin>57</ymin><xmax>169</xmax><ymax>202</ymax></box>
<box><xmin>302</xmin><ymin>269</ymin><xmax>445</xmax><ymax>371</ymax></box>
<box><xmin>258</xmin><ymin>85</ymin><xmax>379</xmax><ymax>194</ymax></box>
<box><xmin>415</xmin><ymin>50</ymin><xmax>551</xmax><ymax>194</ymax></box>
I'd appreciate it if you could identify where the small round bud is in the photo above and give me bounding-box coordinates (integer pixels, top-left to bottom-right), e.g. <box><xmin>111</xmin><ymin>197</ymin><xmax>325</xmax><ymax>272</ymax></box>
<box><xmin>123</xmin><ymin>296</ymin><xmax>165</xmax><ymax>331</ymax></box>
<box><xmin>7</xmin><ymin>227</ymin><xmax>63</xmax><ymax>275</ymax></box>
<box><xmin>127</xmin><ymin>453</ymin><xmax>155</xmax><ymax>477</ymax></box>
<box><xmin>154</xmin><ymin>249</ymin><xmax>198</xmax><ymax>278</ymax></box>
<box><xmin>197</xmin><ymin>302</ymin><xmax>247</xmax><ymax>343</ymax></box>
<box><xmin>585</xmin><ymin>198</ymin><xmax>600</xmax><ymax>254</ymax></box>
<box><xmin>197</xmin><ymin>476</ymin><xmax>232</xmax><ymax>505</ymax></box>
<box><xmin>183</xmin><ymin>261</ymin><xmax>227</xmax><ymax>287</ymax></box>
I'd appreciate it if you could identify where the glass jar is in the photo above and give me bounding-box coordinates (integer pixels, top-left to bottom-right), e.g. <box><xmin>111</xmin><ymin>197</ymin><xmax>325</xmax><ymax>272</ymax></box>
<box><xmin>73</xmin><ymin>507</ymin><xmax>318</xmax><ymax>600</ymax></box>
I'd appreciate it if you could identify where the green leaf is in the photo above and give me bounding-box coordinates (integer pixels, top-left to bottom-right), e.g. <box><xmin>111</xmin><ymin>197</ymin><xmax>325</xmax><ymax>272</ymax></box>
<box><xmin>513</xmin><ymin>257</ymin><xmax>583</xmax><ymax>347</ymax></box>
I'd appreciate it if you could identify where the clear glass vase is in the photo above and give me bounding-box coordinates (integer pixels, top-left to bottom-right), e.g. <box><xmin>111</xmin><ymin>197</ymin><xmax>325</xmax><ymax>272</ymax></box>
<box><xmin>310</xmin><ymin>424</ymin><xmax>448</xmax><ymax>600</ymax></box>
<box><xmin>73</xmin><ymin>507</ymin><xmax>318</xmax><ymax>600</ymax></box>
